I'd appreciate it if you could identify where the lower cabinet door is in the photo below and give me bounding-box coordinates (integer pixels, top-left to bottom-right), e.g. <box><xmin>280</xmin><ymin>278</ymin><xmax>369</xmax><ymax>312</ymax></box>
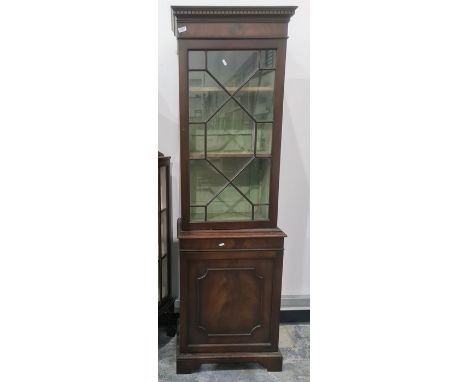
<box><xmin>179</xmin><ymin>250</ymin><xmax>283</xmax><ymax>354</ymax></box>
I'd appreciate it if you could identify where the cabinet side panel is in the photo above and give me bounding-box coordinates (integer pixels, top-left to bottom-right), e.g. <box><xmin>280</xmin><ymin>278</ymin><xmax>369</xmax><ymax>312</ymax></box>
<box><xmin>268</xmin><ymin>39</ymin><xmax>287</xmax><ymax>228</ymax></box>
<box><xmin>270</xmin><ymin>250</ymin><xmax>284</xmax><ymax>350</ymax></box>
<box><xmin>178</xmin><ymin>40</ymin><xmax>190</xmax><ymax>231</ymax></box>
<box><xmin>179</xmin><ymin>250</ymin><xmax>189</xmax><ymax>352</ymax></box>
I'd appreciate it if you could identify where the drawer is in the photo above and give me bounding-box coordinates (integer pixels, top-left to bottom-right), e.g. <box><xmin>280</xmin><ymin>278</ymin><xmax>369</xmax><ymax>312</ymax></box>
<box><xmin>179</xmin><ymin>236</ymin><xmax>284</xmax><ymax>251</ymax></box>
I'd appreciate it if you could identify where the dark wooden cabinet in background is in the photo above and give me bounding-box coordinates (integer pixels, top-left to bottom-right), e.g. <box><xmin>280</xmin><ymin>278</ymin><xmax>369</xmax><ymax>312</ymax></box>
<box><xmin>158</xmin><ymin>152</ymin><xmax>176</xmax><ymax>337</ymax></box>
<box><xmin>171</xmin><ymin>6</ymin><xmax>296</xmax><ymax>374</ymax></box>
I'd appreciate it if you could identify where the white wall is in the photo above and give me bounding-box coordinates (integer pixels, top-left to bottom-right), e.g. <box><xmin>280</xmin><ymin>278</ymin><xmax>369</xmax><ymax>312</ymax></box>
<box><xmin>158</xmin><ymin>0</ymin><xmax>310</xmax><ymax>303</ymax></box>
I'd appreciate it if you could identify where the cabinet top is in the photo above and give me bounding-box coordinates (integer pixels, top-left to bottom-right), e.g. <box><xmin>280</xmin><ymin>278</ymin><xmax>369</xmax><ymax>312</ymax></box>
<box><xmin>171</xmin><ymin>6</ymin><xmax>297</xmax><ymax>39</ymax></box>
<box><xmin>177</xmin><ymin>219</ymin><xmax>287</xmax><ymax>239</ymax></box>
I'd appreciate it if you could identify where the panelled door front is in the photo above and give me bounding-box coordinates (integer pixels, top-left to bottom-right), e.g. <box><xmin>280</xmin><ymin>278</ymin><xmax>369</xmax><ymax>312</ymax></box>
<box><xmin>181</xmin><ymin>251</ymin><xmax>281</xmax><ymax>353</ymax></box>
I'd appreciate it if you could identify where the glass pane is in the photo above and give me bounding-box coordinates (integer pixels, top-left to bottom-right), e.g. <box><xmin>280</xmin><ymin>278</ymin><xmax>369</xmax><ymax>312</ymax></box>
<box><xmin>189</xmin><ymin>124</ymin><xmax>205</xmax><ymax>158</ymax></box>
<box><xmin>207</xmin><ymin>99</ymin><xmax>255</xmax><ymax>155</ymax></box>
<box><xmin>260</xmin><ymin>50</ymin><xmax>276</xmax><ymax>69</ymax></box>
<box><xmin>160</xmin><ymin>210</ymin><xmax>167</xmax><ymax>256</ymax></box>
<box><xmin>235</xmin><ymin>70</ymin><xmax>275</xmax><ymax>122</ymax></box>
<box><xmin>207</xmin><ymin>51</ymin><xmax>258</xmax><ymax>94</ymax></box>
<box><xmin>254</xmin><ymin>205</ymin><xmax>269</xmax><ymax>220</ymax></box>
<box><xmin>189</xmin><ymin>159</ymin><xmax>227</xmax><ymax>205</ymax></box>
<box><xmin>208</xmin><ymin>157</ymin><xmax>252</xmax><ymax>181</ymax></box>
<box><xmin>187</xmin><ymin>50</ymin><xmax>276</xmax><ymax>224</ymax></box>
<box><xmin>190</xmin><ymin>206</ymin><xmax>205</xmax><ymax>222</ymax></box>
<box><xmin>161</xmin><ymin>257</ymin><xmax>168</xmax><ymax>299</ymax></box>
<box><xmin>232</xmin><ymin>158</ymin><xmax>271</xmax><ymax>205</ymax></box>
<box><xmin>159</xmin><ymin>167</ymin><xmax>167</xmax><ymax>210</ymax></box>
<box><xmin>207</xmin><ymin>185</ymin><xmax>252</xmax><ymax>221</ymax></box>
<box><xmin>256</xmin><ymin>123</ymin><xmax>273</xmax><ymax>155</ymax></box>
<box><xmin>189</xmin><ymin>51</ymin><xmax>205</xmax><ymax>70</ymax></box>
<box><xmin>189</xmin><ymin>71</ymin><xmax>229</xmax><ymax>122</ymax></box>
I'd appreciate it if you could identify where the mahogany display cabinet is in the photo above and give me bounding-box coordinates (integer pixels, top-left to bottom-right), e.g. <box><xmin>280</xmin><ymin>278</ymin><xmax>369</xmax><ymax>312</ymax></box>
<box><xmin>171</xmin><ymin>6</ymin><xmax>296</xmax><ymax>374</ymax></box>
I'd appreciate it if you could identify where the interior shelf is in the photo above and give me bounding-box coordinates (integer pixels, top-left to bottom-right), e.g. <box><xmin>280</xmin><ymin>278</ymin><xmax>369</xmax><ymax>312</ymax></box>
<box><xmin>190</xmin><ymin>86</ymin><xmax>274</xmax><ymax>92</ymax></box>
<box><xmin>189</xmin><ymin>152</ymin><xmax>272</xmax><ymax>159</ymax></box>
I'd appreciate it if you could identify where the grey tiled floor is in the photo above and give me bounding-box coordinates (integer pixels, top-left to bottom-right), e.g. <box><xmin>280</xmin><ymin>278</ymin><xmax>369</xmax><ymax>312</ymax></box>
<box><xmin>158</xmin><ymin>324</ymin><xmax>310</xmax><ymax>381</ymax></box>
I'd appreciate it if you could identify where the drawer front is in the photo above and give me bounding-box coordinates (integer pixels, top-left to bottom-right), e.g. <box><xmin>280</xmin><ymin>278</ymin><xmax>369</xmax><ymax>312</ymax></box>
<box><xmin>179</xmin><ymin>236</ymin><xmax>284</xmax><ymax>251</ymax></box>
<box><xmin>179</xmin><ymin>250</ymin><xmax>283</xmax><ymax>354</ymax></box>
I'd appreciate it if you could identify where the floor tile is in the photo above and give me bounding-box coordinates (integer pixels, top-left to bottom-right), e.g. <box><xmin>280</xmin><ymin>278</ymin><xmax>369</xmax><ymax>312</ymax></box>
<box><xmin>279</xmin><ymin>325</ymin><xmax>294</xmax><ymax>348</ymax></box>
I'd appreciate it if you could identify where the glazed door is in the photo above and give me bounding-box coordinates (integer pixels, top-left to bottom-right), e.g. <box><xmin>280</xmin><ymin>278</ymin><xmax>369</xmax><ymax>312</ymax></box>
<box><xmin>188</xmin><ymin>49</ymin><xmax>275</xmax><ymax>224</ymax></box>
<box><xmin>178</xmin><ymin>39</ymin><xmax>287</xmax><ymax>230</ymax></box>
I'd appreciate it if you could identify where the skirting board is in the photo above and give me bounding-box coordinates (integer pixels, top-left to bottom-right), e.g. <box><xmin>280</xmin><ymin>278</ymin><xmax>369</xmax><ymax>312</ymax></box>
<box><xmin>174</xmin><ymin>294</ymin><xmax>310</xmax><ymax>311</ymax></box>
<box><xmin>280</xmin><ymin>295</ymin><xmax>310</xmax><ymax>311</ymax></box>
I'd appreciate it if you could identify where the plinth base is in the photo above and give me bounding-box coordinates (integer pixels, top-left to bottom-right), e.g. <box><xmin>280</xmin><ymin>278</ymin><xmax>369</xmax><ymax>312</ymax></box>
<box><xmin>176</xmin><ymin>345</ymin><xmax>283</xmax><ymax>374</ymax></box>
